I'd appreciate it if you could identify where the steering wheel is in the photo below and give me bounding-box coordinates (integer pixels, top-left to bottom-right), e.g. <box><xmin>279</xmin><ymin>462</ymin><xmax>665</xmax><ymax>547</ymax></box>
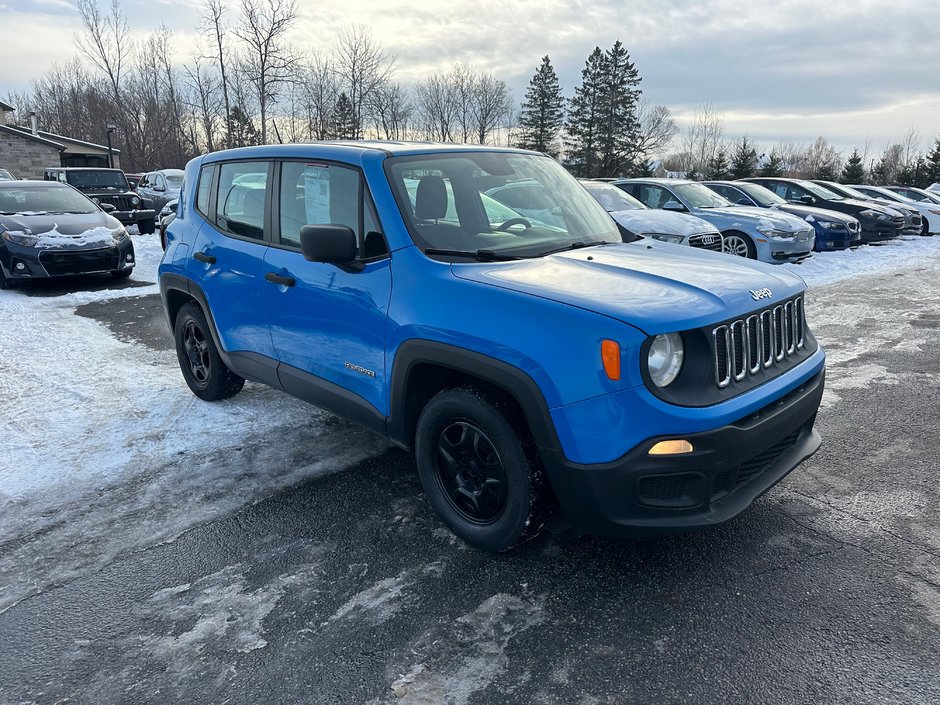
<box><xmin>496</xmin><ymin>217</ymin><xmax>532</xmax><ymax>231</ymax></box>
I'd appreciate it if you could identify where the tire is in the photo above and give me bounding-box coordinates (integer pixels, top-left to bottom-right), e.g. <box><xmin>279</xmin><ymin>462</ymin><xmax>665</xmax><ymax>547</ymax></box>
<box><xmin>414</xmin><ymin>387</ymin><xmax>550</xmax><ymax>552</ymax></box>
<box><xmin>138</xmin><ymin>218</ymin><xmax>156</xmax><ymax>235</ymax></box>
<box><xmin>723</xmin><ymin>230</ymin><xmax>756</xmax><ymax>258</ymax></box>
<box><xmin>160</xmin><ymin>225</ymin><xmax>167</xmax><ymax>250</ymax></box>
<box><xmin>0</xmin><ymin>268</ymin><xmax>13</xmax><ymax>290</ymax></box>
<box><xmin>922</xmin><ymin>217</ymin><xmax>932</xmax><ymax>237</ymax></box>
<box><xmin>173</xmin><ymin>301</ymin><xmax>245</xmax><ymax>401</ymax></box>
<box><xmin>110</xmin><ymin>268</ymin><xmax>133</xmax><ymax>279</ymax></box>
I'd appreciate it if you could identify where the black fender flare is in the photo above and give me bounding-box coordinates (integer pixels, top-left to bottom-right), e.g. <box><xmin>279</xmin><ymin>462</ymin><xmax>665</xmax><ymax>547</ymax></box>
<box><xmin>387</xmin><ymin>340</ymin><xmax>563</xmax><ymax>455</ymax></box>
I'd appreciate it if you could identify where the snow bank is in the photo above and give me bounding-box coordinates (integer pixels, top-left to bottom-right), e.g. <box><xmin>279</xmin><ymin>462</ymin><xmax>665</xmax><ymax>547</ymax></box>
<box><xmin>783</xmin><ymin>236</ymin><xmax>940</xmax><ymax>289</ymax></box>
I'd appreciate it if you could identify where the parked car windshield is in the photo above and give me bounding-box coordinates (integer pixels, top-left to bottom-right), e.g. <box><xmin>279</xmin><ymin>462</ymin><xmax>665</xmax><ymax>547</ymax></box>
<box><xmin>800</xmin><ymin>181</ymin><xmax>843</xmax><ymax>200</ymax></box>
<box><xmin>0</xmin><ymin>183</ymin><xmax>97</xmax><ymax>214</ymax></box>
<box><xmin>836</xmin><ymin>184</ymin><xmax>879</xmax><ymax>200</ymax></box>
<box><xmin>386</xmin><ymin>152</ymin><xmax>620</xmax><ymax>259</ymax></box>
<box><xmin>65</xmin><ymin>170</ymin><xmax>129</xmax><ymax>190</ymax></box>
<box><xmin>672</xmin><ymin>182</ymin><xmax>731</xmax><ymax>208</ymax></box>
<box><xmin>0</xmin><ymin>168</ymin><xmax>14</xmax><ymax>181</ymax></box>
<box><xmin>582</xmin><ymin>181</ymin><xmax>646</xmax><ymax>211</ymax></box>
<box><xmin>736</xmin><ymin>183</ymin><xmax>786</xmax><ymax>207</ymax></box>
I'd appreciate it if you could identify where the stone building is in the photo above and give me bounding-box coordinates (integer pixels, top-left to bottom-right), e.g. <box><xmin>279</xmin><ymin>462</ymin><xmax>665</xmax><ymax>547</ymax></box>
<box><xmin>0</xmin><ymin>100</ymin><xmax>121</xmax><ymax>179</ymax></box>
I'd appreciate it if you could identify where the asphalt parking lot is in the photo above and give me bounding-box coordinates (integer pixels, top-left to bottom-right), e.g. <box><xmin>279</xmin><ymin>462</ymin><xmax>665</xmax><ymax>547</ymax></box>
<box><xmin>1</xmin><ymin>247</ymin><xmax>939</xmax><ymax>704</ymax></box>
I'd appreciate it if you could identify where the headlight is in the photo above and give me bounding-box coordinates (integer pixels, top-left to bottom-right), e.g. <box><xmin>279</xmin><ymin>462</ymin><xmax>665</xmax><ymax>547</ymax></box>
<box><xmin>649</xmin><ymin>233</ymin><xmax>684</xmax><ymax>244</ymax></box>
<box><xmin>647</xmin><ymin>333</ymin><xmax>684</xmax><ymax>388</ymax></box>
<box><xmin>860</xmin><ymin>209</ymin><xmax>887</xmax><ymax>221</ymax></box>
<box><xmin>756</xmin><ymin>221</ymin><xmax>794</xmax><ymax>238</ymax></box>
<box><xmin>91</xmin><ymin>197</ymin><xmax>100</xmax><ymax>205</ymax></box>
<box><xmin>110</xmin><ymin>226</ymin><xmax>128</xmax><ymax>243</ymax></box>
<box><xmin>131</xmin><ymin>196</ymin><xmax>140</xmax><ymax>207</ymax></box>
<box><xmin>817</xmin><ymin>220</ymin><xmax>845</xmax><ymax>230</ymax></box>
<box><xmin>1</xmin><ymin>228</ymin><xmax>38</xmax><ymax>247</ymax></box>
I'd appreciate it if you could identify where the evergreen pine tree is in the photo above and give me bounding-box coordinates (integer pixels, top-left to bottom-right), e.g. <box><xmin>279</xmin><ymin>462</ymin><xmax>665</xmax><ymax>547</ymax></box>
<box><xmin>706</xmin><ymin>148</ymin><xmax>730</xmax><ymax>180</ymax></box>
<box><xmin>840</xmin><ymin>149</ymin><xmax>866</xmax><ymax>184</ymax></box>
<box><xmin>331</xmin><ymin>92</ymin><xmax>356</xmax><ymax>139</ymax></box>
<box><xmin>564</xmin><ymin>48</ymin><xmax>607</xmax><ymax>177</ymax></box>
<box><xmin>596</xmin><ymin>40</ymin><xmax>642</xmax><ymax>176</ymax></box>
<box><xmin>729</xmin><ymin>136</ymin><xmax>759</xmax><ymax>180</ymax></box>
<box><xmin>516</xmin><ymin>56</ymin><xmax>565</xmax><ymax>157</ymax></box>
<box><xmin>924</xmin><ymin>134</ymin><xmax>940</xmax><ymax>185</ymax></box>
<box><xmin>685</xmin><ymin>167</ymin><xmax>700</xmax><ymax>182</ymax></box>
<box><xmin>758</xmin><ymin>151</ymin><xmax>784</xmax><ymax>177</ymax></box>
<box><xmin>228</xmin><ymin>105</ymin><xmax>260</xmax><ymax>148</ymax></box>
<box><xmin>871</xmin><ymin>156</ymin><xmax>888</xmax><ymax>186</ymax></box>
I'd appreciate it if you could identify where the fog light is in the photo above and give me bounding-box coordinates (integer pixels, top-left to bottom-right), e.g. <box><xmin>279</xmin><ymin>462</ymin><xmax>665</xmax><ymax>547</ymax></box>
<box><xmin>125</xmin><ymin>253</ymin><xmax>134</xmax><ymax>262</ymax></box>
<box><xmin>648</xmin><ymin>439</ymin><xmax>694</xmax><ymax>456</ymax></box>
<box><xmin>14</xmin><ymin>261</ymin><xmax>26</xmax><ymax>271</ymax></box>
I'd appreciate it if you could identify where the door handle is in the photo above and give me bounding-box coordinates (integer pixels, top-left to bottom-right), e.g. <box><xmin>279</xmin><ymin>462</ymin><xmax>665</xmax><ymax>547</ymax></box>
<box><xmin>193</xmin><ymin>251</ymin><xmax>216</xmax><ymax>264</ymax></box>
<box><xmin>265</xmin><ymin>272</ymin><xmax>296</xmax><ymax>287</ymax></box>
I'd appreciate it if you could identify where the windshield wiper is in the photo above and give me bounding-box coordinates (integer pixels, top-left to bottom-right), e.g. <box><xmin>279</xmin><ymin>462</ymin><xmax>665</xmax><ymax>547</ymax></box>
<box><xmin>424</xmin><ymin>248</ymin><xmax>522</xmax><ymax>262</ymax></box>
<box><xmin>536</xmin><ymin>240</ymin><xmax>612</xmax><ymax>257</ymax></box>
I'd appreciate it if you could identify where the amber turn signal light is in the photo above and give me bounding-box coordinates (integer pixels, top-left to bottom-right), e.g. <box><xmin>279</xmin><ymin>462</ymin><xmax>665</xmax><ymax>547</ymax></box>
<box><xmin>601</xmin><ymin>339</ymin><xmax>620</xmax><ymax>380</ymax></box>
<box><xmin>648</xmin><ymin>439</ymin><xmax>694</xmax><ymax>456</ymax></box>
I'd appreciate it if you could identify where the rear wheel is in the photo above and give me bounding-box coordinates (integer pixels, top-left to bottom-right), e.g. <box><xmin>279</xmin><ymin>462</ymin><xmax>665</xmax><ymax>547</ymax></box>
<box><xmin>723</xmin><ymin>230</ymin><xmax>756</xmax><ymax>258</ymax></box>
<box><xmin>173</xmin><ymin>302</ymin><xmax>245</xmax><ymax>401</ymax></box>
<box><xmin>138</xmin><ymin>218</ymin><xmax>156</xmax><ymax>235</ymax></box>
<box><xmin>922</xmin><ymin>217</ymin><xmax>932</xmax><ymax>237</ymax></box>
<box><xmin>415</xmin><ymin>387</ymin><xmax>550</xmax><ymax>552</ymax></box>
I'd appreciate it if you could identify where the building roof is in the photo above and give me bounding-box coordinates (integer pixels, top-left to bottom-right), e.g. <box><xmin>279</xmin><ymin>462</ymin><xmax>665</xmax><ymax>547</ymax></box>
<box><xmin>0</xmin><ymin>99</ymin><xmax>14</xmax><ymax>112</ymax></box>
<box><xmin>0</xmin><ymin>124</ymin><xmax>65</xmax><ymax>151</ymax></box>
<box><xmin>4</xmin><ymin>125</ymin><xmax>120</xmax><ymax>154</ymax></box>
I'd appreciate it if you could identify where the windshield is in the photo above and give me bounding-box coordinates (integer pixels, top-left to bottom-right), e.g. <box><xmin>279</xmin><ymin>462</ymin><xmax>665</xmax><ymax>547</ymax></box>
<box><xmin>386</xmin><ymin>152</ymin><xmax>620</xmax><ymax>259</ymax></box>
<box><xmin>65</xmin><ymin>170</ymin><xmax>129</xmax><ymax>191</ymax></box>
<box><xmin>800</xmin><ymin>181</ymin><xmax>843</xmax><ymax>200</ymax></box>
<box><xmin>0</xmin><ymin>184</ymin><xmax>97</xmax><ymax>214</ymax></box>
<box><xmin>673</xmin><ymin>182</ymin><xmax>732</xmax><ymax>208</ymax></box>
<box><xmin>836</xmin><ymin>184</ymin><xmax>877</xmax><ymax>200</ymax></box>
<box><xmin>0</xmin><ymin>169</ymin><xmax>14</xmax><ymax>181</ymax></box>
<box><xmin>582</xmin><ymin>181</ymin><xmax>645</xmax><ymax>211</ymax></box>
<box><xmin>737</xmin><ymin>183</ymin><xmax>786</xmax><ymax>207</ymax></box>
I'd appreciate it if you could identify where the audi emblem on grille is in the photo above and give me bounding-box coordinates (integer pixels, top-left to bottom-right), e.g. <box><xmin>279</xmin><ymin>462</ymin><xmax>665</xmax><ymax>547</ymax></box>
<box><xmin>749</xmin><ymin>287</ymin><xmax>773</xmax><ymax>301</ymax></box>
<box><xmin>701</xmin><ymin>234</ymin><xmax>717</xmax><ymax>245</ymax></box>
<box><xmin>713</xmin><ymin>297</ymin><xmax>805</xmax><ymax>388</ymax></box>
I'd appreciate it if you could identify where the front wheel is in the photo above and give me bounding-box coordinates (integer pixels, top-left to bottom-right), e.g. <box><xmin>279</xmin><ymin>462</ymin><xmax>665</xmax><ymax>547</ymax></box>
<box><xmin>415</xmin><ymin>387</ymin><xmax>550</xmax><ymax>552</ymax></box>
<box><xmin>922</xmin><ymin>217</ymin><xmax>932</xmax><ymax>237</ymax></box>
<box><xmin>173</xmin><ymin>302</ymin><xmax>245</xmax><ymax>401</ymax></box>
<box><xmin>723</xmin><ymin>231</ymin><xmax>756</xmax><ymax>258</ymax></box>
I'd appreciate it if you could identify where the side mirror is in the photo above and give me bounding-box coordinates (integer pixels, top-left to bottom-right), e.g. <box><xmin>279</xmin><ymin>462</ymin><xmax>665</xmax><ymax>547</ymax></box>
<box><xmin>799</xmin><ymin>195</ymin><xmax>815</xmax><ymax>204</ymax></box>
<box><xmin>300</xmin><ymin>224</ymin><xmax>358</xmax><ymax>265</ymax></box>
<box><xmin>737</xmin><ymin>198</ymin><xmax>752</xmax><ymax>206</ymax></box>
<box><xmin>169</xmin><ymin>202</ymin><xmax>178</xmax><ymax>214</ymax></box>
<box><xmin>662</xmin><ymin>200</ymin><xmax>685</xmax><ymax>212</ymax></box>
<box><xmin>154</xmin><ymin>184</ymin><xmax>166</xmax><ymax>193</ymax></box>
<box><xmin>99</xmin><ymin>202</ymin><xmax>116</xmax><ymax>213</ymax></box>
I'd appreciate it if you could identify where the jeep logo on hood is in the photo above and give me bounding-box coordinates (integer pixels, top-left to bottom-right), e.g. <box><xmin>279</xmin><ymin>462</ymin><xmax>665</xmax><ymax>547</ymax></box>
<box><xmin>750</xmin><ymin>287</ymin><xmax>773</xmax><ymax>301</ymax></box>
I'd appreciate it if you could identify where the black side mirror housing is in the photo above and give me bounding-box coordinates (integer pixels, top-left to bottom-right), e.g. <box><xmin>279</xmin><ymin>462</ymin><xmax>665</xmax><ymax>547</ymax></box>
<box><xmin>737</xmin><ymin>198</ymin><xmax>752</xmax><ymax>206</ymax></box>
<box><xmin>99</xmin><ymin>202</ymin><xmax>116</xmax><ymax>213</ymax></box>
<box><xmin>800</xmin><ymin>195</ymin><xmax>815</xmax><ymax>204</ymax></box>
<box><xmin>300</xmin><ymin>224</ymin><xmax>358</xmax><ymax>266</ymax></box>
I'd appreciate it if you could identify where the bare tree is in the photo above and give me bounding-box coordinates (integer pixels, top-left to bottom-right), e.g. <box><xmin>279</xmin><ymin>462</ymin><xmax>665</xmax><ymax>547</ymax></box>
<box><xmin>471</xmin><ymin>73</ymin><xmax>512</xmax><ymax>144</ymax></box>
<box><xmin>682</xmin><ymin>103</ymin><xmax>724</xmax><ymax>174</ymax></box>
<box><xmin>368</xmin><ymin>82</ymin><xmax>412</xmax><ymax>140</ymax></box>
<box><xmin>234</xmin><ymin>0</ymin><xmax>299</xmax><ymax>144</ymax></box>
<box><xmin>803</xmin><ymin>136</ymin><xmax>842</xmax><ymax>179</ymax></box>
<box><xmin>201</xmin><ymin>0</ymin><xmax>233</xmax><ymax>149</ymax></box>
<box><xmin>184</xmin><ymin>50</ymin><xmax>222</xmax><ymax>153</ymax></box>
<box><xmin>300</xmin><ymin>52</ymin><xmax>339</xmax><ymax>141</ymax></box>
<box><xmin>334</xmin><ymin>24</ymin><xmax>395</xmax><ymax>139</ymax></box>
<box><xmin>773</xmin><ymin>141</ymin><xmax>808</xmax><ymax>177</ymax></box>
<box><xmin>900</xmin><ymin>125</ymin><xmax>921</xmax><ymax>168</ymax></box>
<box><xmin>414</xmin><ymin>73</ymin><xmax>457</xmax><ymax>141</ymax></box>
<box><xmin>631</xmin><ymin>101</ymin><xmax>678</xmax><ymax>163</ymax></box>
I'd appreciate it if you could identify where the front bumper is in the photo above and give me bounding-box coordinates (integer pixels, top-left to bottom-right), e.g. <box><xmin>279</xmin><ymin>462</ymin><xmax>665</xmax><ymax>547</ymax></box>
<box><xmin>858</xmin><ymin>222</ymin><xmax>902</xmax><ymax>243</ymax></box>
<box><xmin>541</xmin><ymin>369</ymin><xmax>825</xmax><ymax>537</ymax></box>
<box><xmin>0</xmin><ymin>238</ymin><xmax>135</xmax><ymax>280</ymax></box>
<box><xmin>761</xmin><ymin>231</ymin><xmax>815</xmax><ymax>262</ymax></box>
<box><xmin>813</xmin><ymin>227</ymin><xmax>861</xmax><ymax>251</ymax></box>
<box><xmin>113</xmin><ymin>209</ymin><xmax>155</xmax><ymax>225</ymax></box>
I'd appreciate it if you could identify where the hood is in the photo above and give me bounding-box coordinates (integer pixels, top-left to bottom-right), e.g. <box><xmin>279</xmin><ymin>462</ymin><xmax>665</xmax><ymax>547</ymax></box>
<box><xmin>694</xmin><ymin>205</ymin><xmax>807</xmax><ymax>230</ymax></box>
<box><xmin>608</xmin><ymin>209</ymin><xmax>717</xmax><ymax>238</ymax></box>
<box><xmin>451</xmin><ymin>241</ymin><xmax>804</xmax><ymax>335</ymax></box>
<box><xmin>0</xmin><ymin>211</ymin><xmax>122</xmax><ymax>250</ymax></box>
<box><xmin>770</xmin><ymin>203</ymin><xmax>856</xmax><ymax>224</ymax></box>
<box><xmin>868</xmin><ymin>198</ymin><xmax>915</xmax><ymax>216</ymax></box>
<box><xmin>836</xmin><ymin>198</ymin><xmax>899</xmax><ymax>215</ymax></box>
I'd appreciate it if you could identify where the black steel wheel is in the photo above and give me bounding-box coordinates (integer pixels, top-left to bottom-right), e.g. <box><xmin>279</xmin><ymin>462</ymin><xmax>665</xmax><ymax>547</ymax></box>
<box><xmin>173</xmin><ymin>301</ymin><xmax>244</xmax><ymax>401</ymax></box>
<box><xmin>415</xmin><ymin>387</ymin><xmax>550</xmax><ymax>551</ymax></box>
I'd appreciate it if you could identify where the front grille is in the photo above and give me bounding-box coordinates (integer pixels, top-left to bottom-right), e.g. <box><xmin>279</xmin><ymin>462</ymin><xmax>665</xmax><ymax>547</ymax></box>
<box><xmin>714</xmin><ymin>297</ymin><xmax>805</xmax><ymax>388</ymax></box>
<box><xmin>892</xmin><ymin>216</ymin><xmax>904</xmax><ymax>227</ymax></box>
<box><xmin>98</xmin><ymin>195</ymin><xmax>135</xmax><ymax>210</ymax></box>
<box><xmin>40</xmin><ymin>248</ymin><xmax>119</xmax><ymax>276</ymax></box>
<box><xmin>689</xmin><ymin>232</ymin><xmax>724</xmax><ymax>251</ymax></box>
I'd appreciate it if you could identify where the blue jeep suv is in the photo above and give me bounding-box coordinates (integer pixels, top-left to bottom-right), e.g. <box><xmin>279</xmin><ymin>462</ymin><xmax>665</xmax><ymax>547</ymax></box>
<box><xmin>159</xmin><ymin>142</ymin><xmax>826</xmax><ymax>551</ymax></box>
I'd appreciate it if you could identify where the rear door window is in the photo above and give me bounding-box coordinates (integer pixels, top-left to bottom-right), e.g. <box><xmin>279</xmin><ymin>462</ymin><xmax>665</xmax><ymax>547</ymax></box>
<box><xmin>216</xmin><ymin>162</ymin><xmax>271</xmax><ymax>240</ymax></box>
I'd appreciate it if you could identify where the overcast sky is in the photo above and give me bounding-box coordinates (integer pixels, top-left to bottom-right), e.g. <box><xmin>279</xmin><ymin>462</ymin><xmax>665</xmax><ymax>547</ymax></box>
<box><xmin>3</xmin><ymin>0</ymin><xmax>939</xmax><ymax>155</ymax></box>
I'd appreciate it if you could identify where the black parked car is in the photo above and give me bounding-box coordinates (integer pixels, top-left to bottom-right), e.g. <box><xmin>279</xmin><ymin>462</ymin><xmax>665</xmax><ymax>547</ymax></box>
<box><xmin>810</xmin><ymin>180</ymin><xmax>922</xmax><ymax>237</ymax></box>
<box><xmin>742</xmin><ymin>177</ymin><xmax>904</xmax><ymax>243</ymax></box>
<box><xmin>0</xmin><ymin>180</ymin><xmax>135</xmax><ymax>289</ymax></box>
<box><xmin>703</xmin><ymin>180</ymin><xmax>861</xmax><ymax>251</ymax></box>
<box><xmin>44</xmin><ymin>167</ymin><xmax>156</xmax><ymax>234</ymax></box>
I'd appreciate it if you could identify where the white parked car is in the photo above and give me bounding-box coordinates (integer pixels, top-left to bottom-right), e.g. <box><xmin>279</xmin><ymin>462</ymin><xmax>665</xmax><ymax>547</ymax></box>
<box><xmin>850</xmin><ymin>184</ymin><xmax>940</xmax><ymax>236</ymax></box>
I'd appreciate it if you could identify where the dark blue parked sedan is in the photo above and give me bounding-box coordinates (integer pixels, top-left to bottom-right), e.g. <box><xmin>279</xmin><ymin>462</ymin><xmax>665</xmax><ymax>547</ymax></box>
<box><xmin>0</xmin><ymin>180</ymin><xmax>135</xmax><ymax>289</ymax></box>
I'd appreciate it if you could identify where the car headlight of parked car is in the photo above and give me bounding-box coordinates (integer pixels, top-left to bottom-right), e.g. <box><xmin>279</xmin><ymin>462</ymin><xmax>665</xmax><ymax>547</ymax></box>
<box><xmin>860</xmin><ymin>209</ymin><xmax>889</xmax><ymax>221</ymax></box>
<box><xmin>111</xmin><ymin>226</ymin><xmax>129</xmax><ymax>243</ymax></box>
<box><xmin>756</xmin><ymin>222</ymin><xmax>794</xmax><ymax>238</ymax></box>
<box><xmin>647</xmin><ymin>333</ymin><xmax>684</xmax><ymax>388</ymax></box>
<box><xmin>131</xmin><ymin>195</ymin><xmax>140</xmax><ymax>207</ymax></box>
<box><xmin>1</xmin><ymin>228</ymin><xmax>39</xmax><ymax>247</ymax></box>
<box><xmin>649</xmin><ymin>233</ymin><xmax>684</xmax><ymax>244</ymax></box>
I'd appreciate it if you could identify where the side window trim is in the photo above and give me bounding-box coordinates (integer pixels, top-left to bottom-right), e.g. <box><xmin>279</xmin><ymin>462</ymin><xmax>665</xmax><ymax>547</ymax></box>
<box><xmin>204</xmin><ymin>158</ymin><xmax>273</xmax><ymax>244</ymax></box>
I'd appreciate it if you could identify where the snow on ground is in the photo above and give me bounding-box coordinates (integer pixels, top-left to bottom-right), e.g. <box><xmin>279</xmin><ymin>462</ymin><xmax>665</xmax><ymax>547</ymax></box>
<box><xmin>1</xmin><ymin>230</ymin><xmax>938</xmax><ymax>613</ymax></box>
